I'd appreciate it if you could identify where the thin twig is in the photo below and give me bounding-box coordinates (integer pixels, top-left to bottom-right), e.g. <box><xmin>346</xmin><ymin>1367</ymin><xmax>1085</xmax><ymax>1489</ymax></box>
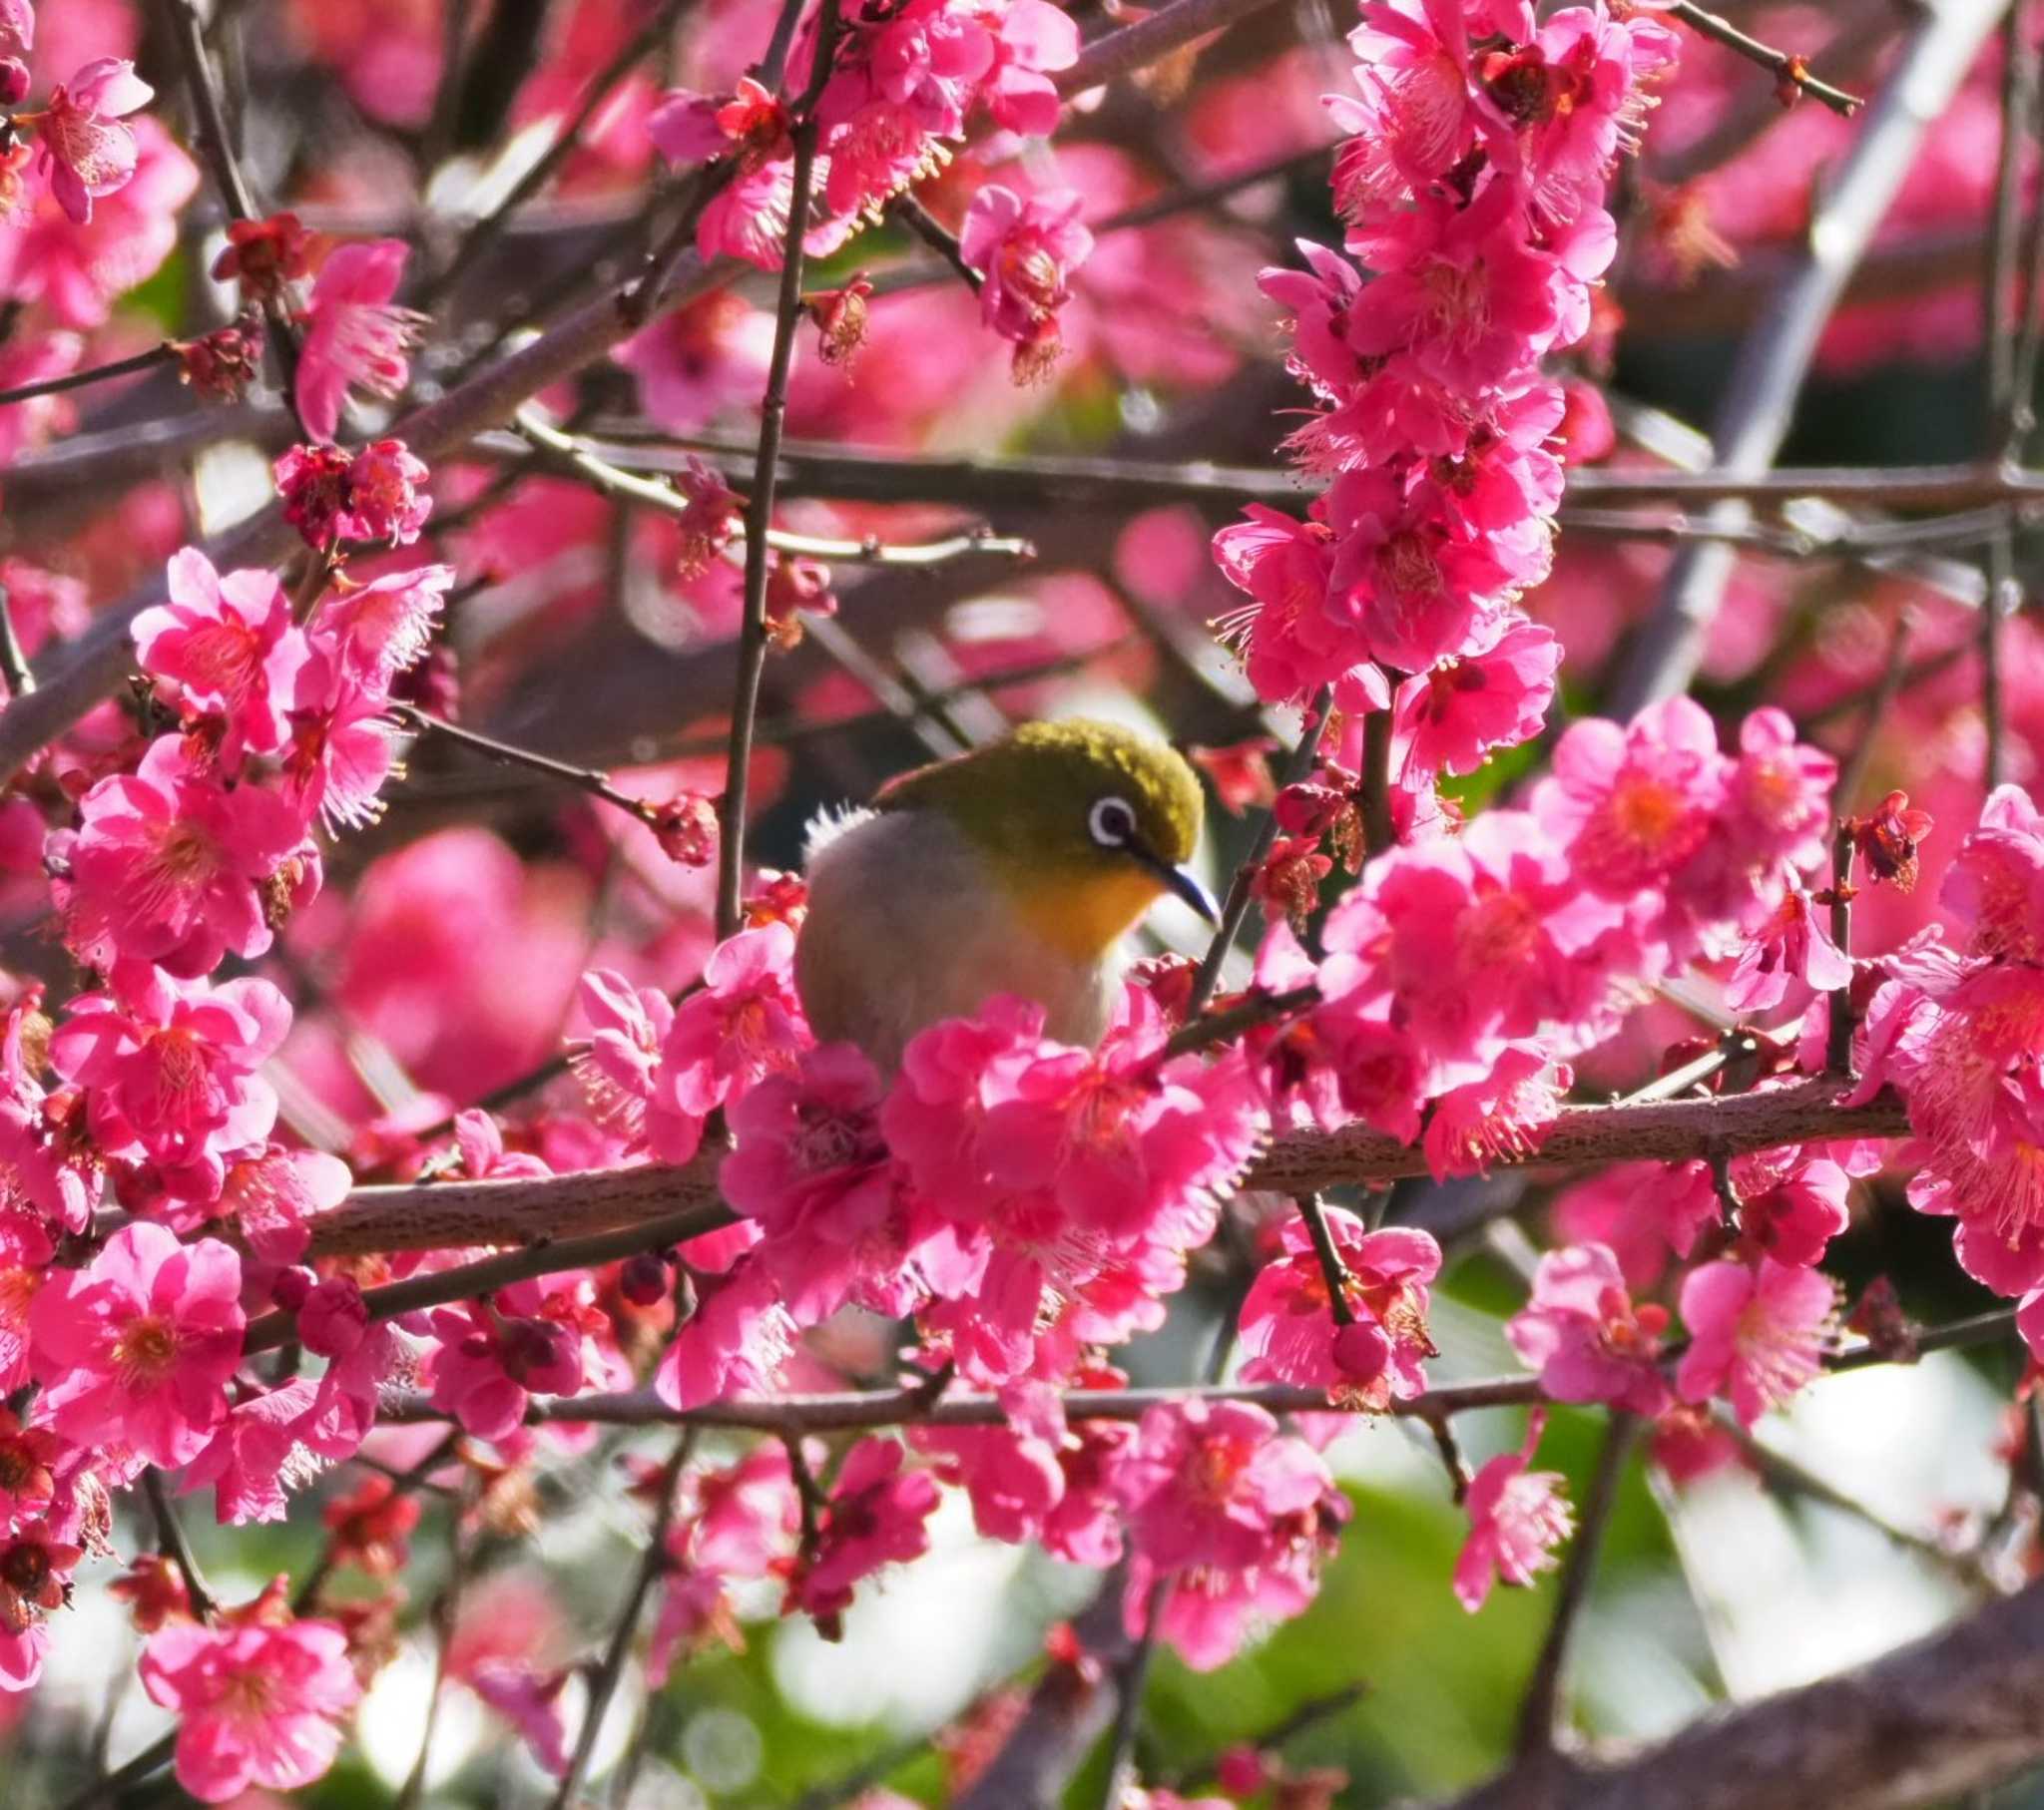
<box><xmin>1100</xmin><ymin>1575</ymin><xmax>1173</xmax><ymax>1809</ymax></box>
<box><xmin>1515</xmin><ymin>1413</ymin><xmax>1638</xmax><ymax>1759</ymax></box>
<box><xmin>369</xmin><ymin>1294</ymin><xmax>2024</xmax><ymax>1436</ymax></box>
<box><xmin>141</xmin><ymin>1468</ymin><xmax>219</xmax><ymax>1624</ymax></box>
<box><xmin>1825</xmin><ymin>822</ymin><xmax>1857</xmax><ymax>1078</ymax></box>
<box><xmin>0</xmin><ymin>587</ymin><xmax>32</xmax><ymax>698</ymax></box>
<box><xmin>395</xmin><ymin>1497</ymin><xmax>477</xmax><ymax>1810</ymax></box>
<box><xmin>1295</xmin><ymin>1192</ymin><xmax>1355</xmax><ymax>1325</ymax></box>
<box><xmin>392</xmin><ymin>702</ymin><xmax>667</xmax><ymax>827</ymax></box>
<box><xmin>0</xmin><ymin>342</ymin><xmax>179</xmax><ymax>408</ymax></box>
<box><xmin>157</xmin><ymin>0</ymin><xmax>307</xmax><ymax>430</ymax></box>
<box><xmin>719</xmin><ymin>0</ymin><xmax>842</xmax><ymax>941</ymax></box>
<box><xmin>1187</xmin><ymin>687</ymin><xmax>1333</xmax><ymax>1019</ymax></box>
<box><xmin>891</xmin><ymin>195</ymin><xmax>984</xmax><ymax>291</ymax></box>
<box><xmin>544</xmin><ymin>1432</ymin><xmax>695</xmax><ymax>1810</ymax></box>
<box><xmin>1156</xmin><ymin>983</ymin><xmax>1318</xmax><ymax>1063</ymax></box>
<box><xmin>1360</xmin><ymin>699</ymin><xmax>1394</xmax><ymax>858</ymax></box>
<box><xmin>1662</xmin><ymin>1</ymin><xmax>1862</xmax><ymax>116</ymax></box>
<box><xmin>511</xmin><ymin>412</ymin><xmax>1034</xmax><ymax>566</ymax></box>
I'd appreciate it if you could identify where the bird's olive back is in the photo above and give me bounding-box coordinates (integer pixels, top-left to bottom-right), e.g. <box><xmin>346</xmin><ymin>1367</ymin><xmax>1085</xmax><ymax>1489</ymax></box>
<box><xmin>875</xmin><ymin>718</ymin><xmax>1205</xmax><ymax>874</ymax></box>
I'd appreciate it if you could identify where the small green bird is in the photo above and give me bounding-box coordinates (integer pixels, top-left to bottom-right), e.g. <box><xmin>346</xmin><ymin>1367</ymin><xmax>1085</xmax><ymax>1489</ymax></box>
<box><xmin>795</xmin><ymin>718</ymin><xmax>1218</xmax><ymax>1070</ymax></box>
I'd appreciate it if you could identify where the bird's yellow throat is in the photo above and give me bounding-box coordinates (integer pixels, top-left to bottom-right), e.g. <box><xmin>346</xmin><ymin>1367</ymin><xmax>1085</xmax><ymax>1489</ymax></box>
<box><xmin>1005</xmin><ymin>864</ymin><xmax>1167</xmax><ymax>963</ymax></box>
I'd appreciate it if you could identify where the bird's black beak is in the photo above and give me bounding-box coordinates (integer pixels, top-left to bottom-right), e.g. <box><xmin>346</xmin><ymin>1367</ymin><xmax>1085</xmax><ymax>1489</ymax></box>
<box><xmin>1130</xmin><ymin>840</ymin><xmax>1220</xmax><ymax>924</ymax></box>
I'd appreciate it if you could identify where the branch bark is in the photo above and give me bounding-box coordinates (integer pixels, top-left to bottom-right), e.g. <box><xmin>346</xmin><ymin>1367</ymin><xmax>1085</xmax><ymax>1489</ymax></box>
<box><xmin>1441</xmin><ymin>1572</ymin><xmax>2044</xmax><ymax>1810</ymax></box>
<box><xmin>298</xmin><ymin>1077</ymin><xmax>1910</xmax><ymax>1259</ymax></box>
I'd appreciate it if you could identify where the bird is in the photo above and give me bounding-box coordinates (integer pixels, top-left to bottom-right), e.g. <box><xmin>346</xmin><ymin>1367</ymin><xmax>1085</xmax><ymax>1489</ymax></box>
<box><xmin>794</xmin><ymin>718</ymin><xmax>1219</xmax><ymax>1071</ymax></box>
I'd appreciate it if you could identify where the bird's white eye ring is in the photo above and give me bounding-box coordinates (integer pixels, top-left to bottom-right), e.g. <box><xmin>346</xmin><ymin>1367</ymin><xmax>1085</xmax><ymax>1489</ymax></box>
<box><xmin>1089</xmin><ymin>795</ymin><xmax>1137</xmax><ymax>848</ymax></box>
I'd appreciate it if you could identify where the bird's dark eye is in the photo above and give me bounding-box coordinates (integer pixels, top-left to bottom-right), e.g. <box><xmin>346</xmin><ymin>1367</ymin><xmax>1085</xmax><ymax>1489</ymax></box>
<box><xmin>1089</xmin><ymin>796</ymin><xmax>1137</xmax><ymax>848</ymax></box>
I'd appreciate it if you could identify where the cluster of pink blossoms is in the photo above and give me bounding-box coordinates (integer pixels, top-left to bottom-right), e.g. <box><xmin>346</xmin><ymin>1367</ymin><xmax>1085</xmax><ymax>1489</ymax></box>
<box><xmin>0</xmin><ymin>496</ymin><xmax>449</xmax><ymax>1783</ymax></box>
<box><xmin>647</xmin><ymin>0</ymin><xmax>1094</xmax><ymax>375</ymax></box>
<box><xmin>1213</xmin><ymin>0</ymin><xmax>1676</xmax><ymax>708</ymax></box>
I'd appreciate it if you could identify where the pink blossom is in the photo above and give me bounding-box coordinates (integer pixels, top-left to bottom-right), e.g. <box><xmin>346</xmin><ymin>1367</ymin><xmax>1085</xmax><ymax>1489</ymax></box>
<box><xmin>0</xmin><ymin>1409</ymin><xmax>57</xmax><ymax>1533</ymax></box>
<box><xmin>467</xmin><ymin>1664</ymin><xmax>571</xmax><ymax>1776</ymax></box>
<box><xmin>1735</xmin><ymin>1152</ymin><xmax>1851</xmax><ymax>1268</ymax></box>
<box><xmin>0</xmin><ymin>1214</ymin><xmax>53</xmax><ymax>1390</ymax></box>
<box><xmin>1720</xmin><ymin>706</ymin><xmax>1835</xmax><ymax>874</ymax></box>
<box><xmin>1942</xmin><ymin>782</ymin><xmax>2044</xmax><ymax>963</ymax></box>
<box><xmin>654</xmin><ymin>1255</ymin><xmax>793</xmax><ymax>1410</ymax></box>
<box><xmin>616</xmin><ymin>289</ymin><xmax>773</xmax><ymax>431</ymax></box>
<box><xmin>882</xmin><ymin>994</ymin><xmax>1047</xmax><ymax>1207</ymax></box>
<box><xmin>1725</xmin><ymin>882</ymin><xmax>1851</xmax><ymax>1013</ymax></box>
<box><xmin>141</xmin><ymin>1601</ymin><xmax>363</xmax><ymax>1802</ymax></box>
<box><xmin>789</xmin><ymin>1436</ymin><xmax>940</xmax><ymax>1637</ymax></box>
<box><xmin>181</xmin><ymin>1378</ymin><xmax>318</xmax><ymax>1525</ymax></box>
<box><xmin>0</xmin><ymin>0</ymin><xmax>29</xmax><ymax>63</ymax></box>
<box><xmin>1112</xmin><ymin>1398</ymin><xmax>1347</xmax><ymax>1666</ymax></box>
<box><xmin>1472</xmin><ymin>5</ymin><xmax>1678</xmax><ymax>220</ymax></box>
<box><xmin>0</xmin><ymin>995</ymin><xmax>100</xmax><ymax>1231</ymax></box>
<box><xmin>1134</xmin><ymin>1500</ymin><xmax>1345</xmax><ymax>1670</ymax></box>
<box><xmin>50</xmin><ymin>968</ymin><xmax>290</xmax><ymax>1199</ymax></box>
<box><xmin>26</xmin><ymin>1221</ymin><xmax>244</xmax><ymax>1469</ymax></box>
<box><xmin>1344</xmin><ymin>181</ymin><xmax>1607</xmax><ymax>392</ymax></box>
<box><xmin>1552</xmin><ymin>1158</ymin><xmax>1720</xmax><ymax>1289</ymax></box>
<box><xmin>34</xmin><ymin>58</ymin><xmax>152</xmax><ymax>224</ymax></box>
<box><xmin>133</xmin><ymin>547</ymin><xmax>307</xmax><ymax>764</ymax></box>
<box><xmin>721</xmin><ymin>1043</ymin><xmax>918</xmax><ymax>1323</ymax></box>
<box><xmin>649</xmin><ymin>77</ymin><xmax>790</xmax><ymax>170</ymax></box>
<box><xmin>1322</xmin><ymin>466</ymin><xmax>1514</xmax><ymax>676</ymax></box>
<box><xmin>659</xmin><ymin>922</ymin><xmax>810</xmax><ymax>1121</ymax></box>
<box><xmin>973</xmin><ymin>990</ymin><xmax>1263</xmax><ymax>1247</ymax></box>
<box><xmin>275</xmin><ymin>437</ymin><xmax>432</xmax><ymax>548</ymax></box>
<box><xmin>293</xmin><ymin>239</ymin><xmax>425</xmax><ymax>442</ymax></box>
<box><xmin>425</xmin><ymin>1296</ymin><xmax>584</xmax><ymax>1442</ymax></box>
<box><xmin>1454</xmin><ymin>1409</ymin><xmax>1573</xmax><ymax>1611</ymax></box>
<box><xmin>313</xmin><ymin>562</ymin><xmax>451</xmax><ymax>686</ymax></box>
<box><xmin>980</xmin><ymin>0</ymin><xmax>1080</xmax><ymax>134</ymax></box>
<box><xmin>1395</xmin><ymin>612</ymin><xmax>1559</xmax><ymax>780</ymax></box>
<box><xmin>0</xmin><ymin>1524</ymin><xmax>82</xmax><ymax>1689</ymax></box>
<box><xmin>1237</xmin><ymin>1209</ymin><xmax>1441</xmax><ymax>1405</ymax></box>
<box><xmin>219</xmin><ymin>1144</ymin><xmax>351</xmax><ymax>1263</ymax></box>
<box><xmin>1533</xmin><ymin>694</ymin><xmax>1727</xmax><ymax>898</ymax></box>
<box><xmin>53</xmin><ymin>736</ymin><xmax>309</xmax><ymax>975</ymax></box>
<box><xmin>1506</xmin><ymin>1242</ymin><xmax>1670</xmax><ymax>1414</ymax></box>
<box><xmin>573</xmin><ymin>969</ymin><xmax>699</xmax><ymax>1158</ymax></box>
<box><xmin>0</xmin><ymin>117</ymin><xmax>199</xmax><ymax>330</ymax></box>
<box><xmin>960</xmin><ymin>185</ymin><xmax>1094</xmax><ymax>378</ymax></box>
<box><xmin>1328</xmin><ymin>0</ymin><xmax>1479</xmax><ymax>216</ymax></box>
<box><xmin>1422</xmin><ymin>1047</ymin><xmax>1571</xmax><ymax>1179</ymax></box>
<box><xmin>1111</xmin><ymin>1398</ymin><xmax>1332</xmax><ymax>1574</ymax></box>
<box><xmin>913</xmin><ymin>1419</ymin><xmax>1065</xmax><ymax>1545</ymax></box>
<box><xmin>689</xmin><ymin>1442</ymin><xmax>802</xmax><ymax>1577</ymax></box>
<box><xmin>1260</xmin><ymin>242</ymin><xmax>1367</xmax><ymax>403</ymax></box>
<box><xmin>1210</xmin><ymin>506</ymin><xmax>1358</xmax><ymax>705</ymax></box>
<box><xmin>284</xmin><ymin>647</ymin><xmax>402</xmax><ymax>831</ymax></box>
<box><xmin>1677</xmin><ymin>1256</ymin><xmax>1835</xmax><ymax>1428</ymax></box>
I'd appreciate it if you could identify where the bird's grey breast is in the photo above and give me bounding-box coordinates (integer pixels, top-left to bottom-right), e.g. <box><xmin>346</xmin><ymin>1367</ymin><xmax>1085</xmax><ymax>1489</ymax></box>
<box><xmin>794</xmin><ymin>806</ymin><xmax>1116</xmax><ymax>1070</ymax></box>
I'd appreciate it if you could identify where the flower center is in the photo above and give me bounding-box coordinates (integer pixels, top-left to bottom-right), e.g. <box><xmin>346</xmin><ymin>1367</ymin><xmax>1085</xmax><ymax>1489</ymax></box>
<box><xmin>112</xmin><ymin>1313</ymin><xmax>181</xmax><ymax>1389</ymax></box>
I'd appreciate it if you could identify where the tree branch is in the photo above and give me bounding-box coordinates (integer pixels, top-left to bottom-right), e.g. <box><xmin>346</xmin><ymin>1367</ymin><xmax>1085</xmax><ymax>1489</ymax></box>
<box><xmin>296</xmin><ymin>1077</ymin><xmax>1912</xmax><ymax>1259</ymax></box>
<box><xmin>1441</xmin><ymin>1571</ymin><xmax>2044</xmax><ymax>1810</ymax></box>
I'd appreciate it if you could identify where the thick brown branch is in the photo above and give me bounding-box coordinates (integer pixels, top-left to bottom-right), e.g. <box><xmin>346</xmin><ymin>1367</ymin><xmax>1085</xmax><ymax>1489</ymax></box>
<box><xmin>1441</xmin><ymin>1572</ymin><xmax>2044</xmax><ymax>1810</ymax></box>
<box><xmin>298</xmin><ymin>1078</ymin><xmax>1911</xmax><ymax>1259</ymax></box>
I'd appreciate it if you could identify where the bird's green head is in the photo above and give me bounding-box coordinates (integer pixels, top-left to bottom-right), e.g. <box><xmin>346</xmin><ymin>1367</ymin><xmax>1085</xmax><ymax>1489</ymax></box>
<box><xmin>877</xmin><ymin>718</ymin><xmax>1217</xmax><ymax>960</ymax></box>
